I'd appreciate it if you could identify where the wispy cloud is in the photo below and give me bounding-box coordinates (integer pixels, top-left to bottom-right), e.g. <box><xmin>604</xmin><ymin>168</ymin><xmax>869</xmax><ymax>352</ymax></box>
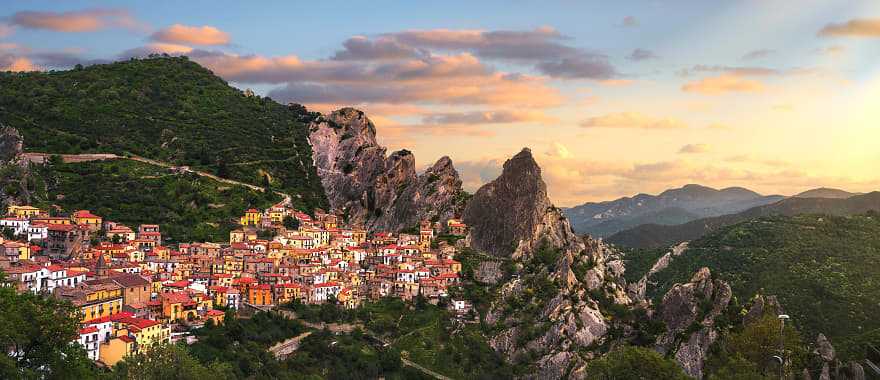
<box><xmin>9</xmin><ymin>8</ymin><xmax>144</xmax><ymax>33</ymax></box>
<box><xmin>151</xmin><ymin>24</ymin><xmax>230</xmax><ymax>46</ymax></box>
<box><xmin>682</xmin><ymin>74</ymin><xmax>765</xmax><ymax>95</ymax></box>
<box><xmin>627</xmin><ymin>48</ymin><xmax>658</xmax><ymax>61</ymax></box>
<box><xmin>819</xmin><ymin>18</ymin><xmax>880</xmax><ymax>37</ymax></box>
<box><xmin>678</xmin><ymin>143</ymin><xmax>710</xmax><ymax>154</ymax></box>
<box><xmin>741</xmin><ymin>49</ymin><xmax>775</xmax><ymax>60</ymax></box>
<box><xmin>580</xmin><ymin>112</ymin><xmax>687</xmax><ymax>129</ymax></box>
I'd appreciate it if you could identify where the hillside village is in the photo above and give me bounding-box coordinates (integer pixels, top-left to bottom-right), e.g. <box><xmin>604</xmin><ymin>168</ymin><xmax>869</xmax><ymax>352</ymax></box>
<box><xmin>0</xmin><ymin>201</ymin><xmax>471</xmax><ymax>367</ymax></box>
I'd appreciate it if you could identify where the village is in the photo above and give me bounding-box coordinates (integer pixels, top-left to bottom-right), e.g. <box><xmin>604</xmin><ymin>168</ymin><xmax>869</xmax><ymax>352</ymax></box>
<box><xmin>0</xmin><ymin>202</ymin><xmax>471</xmax><ymax>367</ymax></box>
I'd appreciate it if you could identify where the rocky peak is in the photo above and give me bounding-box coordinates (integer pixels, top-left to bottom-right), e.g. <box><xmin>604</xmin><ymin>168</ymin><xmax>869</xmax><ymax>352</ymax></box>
<box><xmin>656</xmin><ymin>267</ymin><xmax>732</xmax><ymax>379</ymax></box>
<box><xmin>309</xmin><ymin>108</ymin><xmax>464</xmax><ymax>231</ymax></box>
<box><xmin>463</xmin><ymin>148</ymin><xmax>562</xmax><ymax>259</ymax></box>
<box><xmin>0</xmin><ymin>124</ymin><xmax>23</xmax><ymax>164</ymax></box>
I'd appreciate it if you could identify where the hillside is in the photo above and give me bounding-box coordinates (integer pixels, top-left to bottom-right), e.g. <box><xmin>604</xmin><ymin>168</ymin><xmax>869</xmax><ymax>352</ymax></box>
<box><xmin>606</xmin><ymin>191</ymin><xmax>880</xmax><ymax>248</ymax></box>
<box><xmin>563</xmin><ymin>184</ymin><xmax>783</xmax><ymax>237</ymax></box>
<box><xmin>795</xmin><ymin>187</ymin><xmax>858</xmax><ymax>199</ymax></box>
<box><xmin>33</xmin><ymin>158</ymin><xmax>280</xmax><ymax>243</ymax></box>
<box><xmin>642</xmin><ymin>213</ymin><xmax>880</xmax><ymax>358</ymax></box>
<box><xmin>0</xmin><ymin>56</ymin><xmax>327</xmax><ymax>212</ymax></box>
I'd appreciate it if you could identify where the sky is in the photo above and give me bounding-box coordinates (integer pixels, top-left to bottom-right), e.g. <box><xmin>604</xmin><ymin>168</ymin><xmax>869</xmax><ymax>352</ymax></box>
<box><xmin>2</xmin><ymin>1</ymin><xmax>879</xmax><ymax>206</ymax></box>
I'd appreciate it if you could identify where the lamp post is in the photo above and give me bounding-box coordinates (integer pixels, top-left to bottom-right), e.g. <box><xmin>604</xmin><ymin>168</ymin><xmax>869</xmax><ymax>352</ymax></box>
<box><xmin>778</xmin><ymin>314</ymin><xmax>790</xmax><ymax>380</ymax></box>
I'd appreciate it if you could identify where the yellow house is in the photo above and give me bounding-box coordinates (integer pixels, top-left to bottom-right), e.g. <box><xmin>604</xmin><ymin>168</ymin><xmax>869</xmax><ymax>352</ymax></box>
<box><xmin>7</xmin><ymin>205</ymin><xmax>41</xmax><ymax>218</ymax></box>
<box><xmin>114</xmin><ymin>317</ymin><xmax>171</xmax><ymax>350</ymax></box>
<box><xmin>71</xmin><ymin>210</ymin><xmax>103</xmax><ymax>231</ymax></box>
<box><xmin>99</xmin><ymin>335</ymin><xmax>137</xmax><ymax>366</ymax></box>
<box><xmin>3</xmin><ymin>241</ymin><xmax>30</xmax><ymax>260</ymax></box>
<box><xmin>268</xmin><ymin>207</ymin><xmax>286</xmax><ymax>224</ymax></box>
<box><xmin>240</xmin><ymin>209</ymin><xmax>262</xmax><ymax>226</ymax></box>
<box><xmin>56</xmin><ymin>283</ymin><xmax>124</xmax><ymax>322</ymax></box>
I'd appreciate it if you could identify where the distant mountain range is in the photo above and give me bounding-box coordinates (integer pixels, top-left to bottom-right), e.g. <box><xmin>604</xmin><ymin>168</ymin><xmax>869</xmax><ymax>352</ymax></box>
<box><xmin>562</xmin><ymin>184</ymin><xmax>785</xmax><ymax>237</ymax></box>
<box><xmin>794</xmin><ymin>187</ymin><xmax>859</xmax><ymax>199</ymax></box>
<box><xmin>606</xmin><ymin>191</ymin><xmax>880</xmax><ymax>248</ymax></box>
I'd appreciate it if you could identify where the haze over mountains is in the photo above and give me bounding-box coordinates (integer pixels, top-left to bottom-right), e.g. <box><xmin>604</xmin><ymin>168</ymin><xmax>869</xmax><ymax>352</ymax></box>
<box><xmin>562</xmin><ymin>184</ymin><xmax>785</xmax><ymax>237</ymax></box>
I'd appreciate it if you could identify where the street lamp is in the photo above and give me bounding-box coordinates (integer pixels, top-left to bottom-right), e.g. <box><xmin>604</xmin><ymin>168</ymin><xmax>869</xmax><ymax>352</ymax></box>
<box><xmin>778</xmin><ymin>314</ymin><xmax>790</xmax><ymax>380</ymax></box>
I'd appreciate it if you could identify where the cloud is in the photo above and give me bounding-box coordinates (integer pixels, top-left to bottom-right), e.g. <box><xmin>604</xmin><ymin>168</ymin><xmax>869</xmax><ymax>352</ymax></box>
<box><xmin>621</xmin><ymin>16</ymin><xmax>639</xmax><ymax>27</ymax></box>
<box><xmin>0</xmin><ymin>54</ymin><xmax>37</xmax><ymax>72</ymax></box>
<box><xmin>536</xmin><ymin>55</ymin><xmax>616</xmax><ymax>79</ymax></box>
<box><xmin>678</xmin><ymin>64</ymin><xmax>780</xmax><ymax>77</ymax></box>
<box><xmin>819</xmin><ymin>18</ymin><xmax>880</xmax><ymax>37</ymax></box>
<box><xmin>741</xmin><ymin>49</ymin><xmax>775</xmax><ymax>60</ymax></box>
<box><xmin>815</xmin><ymin>45</ymin><xmax>846</xmax><ymax>57</ymax></box>
<box><xmin>332</xmin><ymin>35</ymin><xmax>424</xmax><ymax>61</ymax></box>
<box><xmin>0</xmin><ymin>23</ymin><xmax>14</xmax><ymax>38</ymax></box>
<box><xmin>351</xmin><ymin>27</ymin><xmax>617</xmax><ymax>79</ymax></box>
<box><xmin>580</xmin><ymin>112</ymin><xmax>687</xmax><ymax>129</ymax></box>
<box><xmin>681</xmin><ymin>74</ymin><xmax>765</xmax><ymax>95</ymax></box>
<box><xmin>678</xmin><ymin>143</ymin><xmax>710</xmax><ymax>154</ymax></box>
<box><xmin>455</xmin><ymin>159</ymin><xmax>503</xmax><ymax>191</ymax></box>
<box><xmin>422</xmin><ymin>110</ymin><xmax>552</xmax><ymax>125</ymax></box>
<box><xmin>545</xmin><ymin>142</ymin><xmax>572</xmax><ymax>159</ymax></box>
<box><xmin>151</xmin><ymin>24</ymin><xmax>230</xmax><ymax>46</ymax></box>
<box><xmin>119</xmin><ymin>43</ymin><xmax>194</xmax><ymax>59</ymax></box>
<box><xmin>627</xmin><ymin>48</ymin><xmax>658</xmax><ymax>61</ymax></box>
<box><xmin>9</xmin><ymin>8</ymin><xmax>142</xmax><ymax>32</ymax></box>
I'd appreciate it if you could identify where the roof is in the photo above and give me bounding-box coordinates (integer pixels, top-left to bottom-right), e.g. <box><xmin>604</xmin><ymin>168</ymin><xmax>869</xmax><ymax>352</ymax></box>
<box><xmin>79</xmin><ymin>326</ymin><xmax>98</xmax><ymax>334</ymax></box>
<box><xmin>73</xmin><ymin>210</ymin><xmax>101</xmax><ymax>219</ymax></box>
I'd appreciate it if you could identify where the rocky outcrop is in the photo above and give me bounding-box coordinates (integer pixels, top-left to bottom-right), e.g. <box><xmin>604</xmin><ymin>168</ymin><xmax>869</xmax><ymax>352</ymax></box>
<box><xmin>463</xmin><ymin>148</ymin><xmax>580</xmax><ymax>260</ymax></box>
<box><xmin>308</xmin><ymin>108</ymin><xmax>464</xmax><ymax>231</ymax></box>
<box><xmin>656</xmin><ymin>267</ymin><xmax>732</xmax><ymax>379</ymax></box>
<box><xmin>464</xmin><ymin>148</ymin><xmax>631</xmax><ymax>379</ymax></box>
<box><xmin>0</xmin><ymin>125</ymin><xmax>39</xmax><ymax>208</ymax></box>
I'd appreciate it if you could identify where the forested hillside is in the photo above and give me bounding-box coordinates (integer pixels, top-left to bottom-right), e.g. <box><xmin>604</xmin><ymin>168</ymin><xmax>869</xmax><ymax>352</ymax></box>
<box><xmin>0</xmin><ymin>56</ymin><xmax>327</xmax><ymax>212</ymax></box>
<box><xmin>645</xmin><ymin>213</ymin><xmax>880</xmax><ymax>358</ymax></box>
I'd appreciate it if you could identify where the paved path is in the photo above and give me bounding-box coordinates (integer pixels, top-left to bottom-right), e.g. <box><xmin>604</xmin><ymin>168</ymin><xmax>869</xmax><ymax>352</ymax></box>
<box><xmin>268</xmin><ymin>331</ymin><xmax>312</xmax><ymax>360</ymax></box>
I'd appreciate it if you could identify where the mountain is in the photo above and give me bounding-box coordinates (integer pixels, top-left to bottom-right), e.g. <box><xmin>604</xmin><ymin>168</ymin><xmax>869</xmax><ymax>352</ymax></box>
<box><xmin>308</xmin><ymin>108</ymin><xmax>466</xmax><ymax>231</ymax></box>
<box><xmin>795</xmin><ymin>187</ymin><xmax>858</xmax><ymax>199</ymax></box>
<box><xmin>462</xmin><ymin>148</ymin><xmax>632</xmax><ymax>379</ymax></box>
<box><xmin>563</xmin><ymin>184</ymin><xmax>784</xmax><ymax>237</ymax></box>
<box><xmin>0</xmin><ymin>56</ymin><xmax>327</xmax><ymax>212</ymax></box>
<box><xmin>607</xmin><ymin>191</ymin><xmax>880</xmax><ymax>248</ymax></box>
<box><xmin>641</xmin><ymin>214</ymin><xmax>880</xmax><ymax>359</ymax></box>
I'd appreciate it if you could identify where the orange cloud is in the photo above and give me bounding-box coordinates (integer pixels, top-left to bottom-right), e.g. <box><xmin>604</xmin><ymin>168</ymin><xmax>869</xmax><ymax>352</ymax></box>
<box><xmin>10</xmin><ymin>8</ymin><xmax>142</xmax><ymax>32</ymax></box>
<box><xmin>580</xmin><ymin>112</ymin><xmax>687</xmax><ymax>129</ymax></box>
<box><xmin>819</xmin><ymin>18</ymin><xmax>880</xmax><ymax>37</ymax></box>
<box><xmin>151</xmin><ymin>24</ymin><xmax>230</xmax><ymax>46</ymax></box>
<box><xmin>0</xmin><ymin>56</ymin><xmax>37</xmax><ymax>72</ymax></box>
<box><xmin>678</xmin><ymin>143</ymin><xmax>710</xmax><ymax>154</ymax></box>
<box><xmin>682</xmin><ymin>74</ymin><xmax>765</xmax><ymax>95</ymax></box>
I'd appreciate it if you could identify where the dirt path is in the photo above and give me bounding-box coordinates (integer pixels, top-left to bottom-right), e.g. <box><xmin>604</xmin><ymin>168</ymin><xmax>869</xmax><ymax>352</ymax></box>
<box><xmin>24</xmin><ymin>152</ymin><xmax>294</xmax><ymax>205</ymax></box>
<box><xmin>268</xmin><ymin>331</ymin><xmax>312</xmax><ymax>360</ymax></box>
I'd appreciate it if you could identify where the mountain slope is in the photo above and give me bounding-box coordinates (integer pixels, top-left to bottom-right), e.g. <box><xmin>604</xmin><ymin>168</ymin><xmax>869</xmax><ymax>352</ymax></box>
<box><xmin>0</xmin><ymin>57</ymin><xmax>327</xmax><ymax>212</ymax></box>
<box><xmin>607</xmin><ymin>191</ymin><xmax>880</xmax><ymax>248</ymax></box>
<box><xmin>643</xmin><ymin>214</ymin><xmax>880</xmax><ymax>358</ymax></box>
<box><xmin>563</xmin><ymin>184</ymin><xmax>783</xmax><ymax>237</ymax></box>
<box><xmin>308</xmin><ymin>108</ymin><xmax>465</xmax><ymax>231</ymax></box>
<box><xmin>795</xmin><ymin>187</ymin><xmax>858</xmax><ymax>199</ymax></box>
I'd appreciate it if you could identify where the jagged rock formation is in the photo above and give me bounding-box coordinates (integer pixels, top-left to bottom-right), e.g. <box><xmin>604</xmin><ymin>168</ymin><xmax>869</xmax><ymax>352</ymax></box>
<box><xmin>0</xmin><ymin>125</ymin><xmax>39</xmax><ymax>208</ymax></box>
<box><xmin>308</xmin><ymin>108</ymin><xmax>464</xmax><ymax>231</ymax></box>
<box><xmin>626</xmin><ymin>242</ymin><xmax>689</xmax><ymax>303</ymax></box>
<box><xmin>655</xmin><ymin>267</ymin><xmax>732</xmax><ymax>379</ymax></box>
<box><xmin>463</xmin><ymin>148</ymin><xmax>579</xmax><ymax>261</ymax></box>
<box><xmin>464</xmin><ymin>148</ymin><xmax>631</xmax><ymax>379</ymax></box>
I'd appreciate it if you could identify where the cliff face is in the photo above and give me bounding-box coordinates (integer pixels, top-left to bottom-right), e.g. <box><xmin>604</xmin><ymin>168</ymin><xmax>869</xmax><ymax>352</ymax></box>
<box><xmin>464</xmin><ymin>148</ymin><xmax>631</xmax><ymax>379</ymax></box>
<box><xmin>308</xmin><ymin>108</ymin><xmax>464</xmax><ymax>231</ymax></box>
<box><xmin>0</xmin><ymin>125</ymin><xmax>39</xmax><ymax>209</ymax></box>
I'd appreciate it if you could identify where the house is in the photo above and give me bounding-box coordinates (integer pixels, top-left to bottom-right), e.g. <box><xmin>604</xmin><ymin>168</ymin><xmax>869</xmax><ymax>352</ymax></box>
<box><xmin>72</xmin><ymin>210</ymin><xmax>103</xmax><ymax>231</ymax></box>
<box><xmin>240</xmin><ymin>209</ymin><xmax>262</xmax><ymax>226</ymax></box>
<box><xmin>77</xmin><ymin>326</ymin><xmax>102</xmax><ymax>361</ymax></box>
<box><xmin>0</xmin><ymin>217</ymin><xmax>29</xmax><ymax>237</ymax></box>
<box><xmin>447</xmin><ymin>219</ymin><xmax>467</xmax><ymax>236</ymax></box>
<box><xmin>55</xmin><ymin>282</ymin><xmax>124</xmax><ymax>322</ymax></box>
<box><xmin>99</xmin><ymin>335</ymin><xmax>137</xmax><ymax>366</ymax></box>
<box><xmin>90</xmin><ymin>274</ymin><xmax>152</xmax><ymax>307</ymax></box>
<box><xmin>248</xmin><ymin>284</ymin><xmax>273</xmax><ymax>306</ymax></box>
<box><xmin>7</xmin><ymin>205</ymin><xmax>41</xmax><ymax>218</ymax></box>
<box><xmin>310</xmin><ymin>282</ymin><xmax>341</xmax><ymax>303</ymax></box>
<box><xmin>46</xmin><ymin>224</ymin><xmax>87</xmax><ymax>259</ymax></box>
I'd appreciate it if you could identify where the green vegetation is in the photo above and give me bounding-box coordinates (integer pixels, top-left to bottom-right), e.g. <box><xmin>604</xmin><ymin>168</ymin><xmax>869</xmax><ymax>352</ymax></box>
<box><xmin>283</xmin><ymin>297</ymin><xmax>514</xmax><ymax>379</ymax></box>
<box><xmin>34</xmin><ymin>159</ymin><xmax>280</xmax><ymax>243</ymax></box>
<box><xmin>0</xmin><ymin>272</ymin><xmax>101</xmax><ymax>379</ymax></box>
<box><xmin>112</xmin><ymin>344</ymin><xmax>235</xmax><ymax>380</ymax></box>
<box><xmin>619</xmin><ymin>247</ymin><xmax>667</xmax><ymax>283</ymax></box>
<box><xmin>705</xmin><ymin>313</ymin><xmax>807</xmax><ymax>380</ymax></box>
<box><xmin>0</xmin><ymin>56</ymin><xmax>327</xmax><ymax>212</ymax></box>
<box><xmin>648</xmin><ymin>214</ymin><xmax>880</xmax><ymax>358</ymax></box>
<box><xmin>583</xmin><ymin>345</ymin><xmax>689</xmax><ymax>380</ymax></box>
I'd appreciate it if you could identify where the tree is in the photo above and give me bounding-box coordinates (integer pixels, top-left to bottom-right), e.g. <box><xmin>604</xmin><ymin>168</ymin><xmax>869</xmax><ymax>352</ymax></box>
<box><xmin>282</xmin><ymin>216</ymin><xmax>299</xmax><ymax>230</ymax></box>
<box><xmin>112</xmin><ymin>343</ymin><xmax>234</xmax><ymax>380</ymax></box>
<box><xmin>0</xmin><ymin>272</ymin><xmax>100</xmax><ymax>379</ymax></box>
<box><xmin>583</xmin><ymin>345</ymin><xmax>690</xmax><ymax>380</ymax></box>
<box><xmin>713</xmin><ymin>313</ymin><xmax>807</xmax><ymax>377</ymax></box>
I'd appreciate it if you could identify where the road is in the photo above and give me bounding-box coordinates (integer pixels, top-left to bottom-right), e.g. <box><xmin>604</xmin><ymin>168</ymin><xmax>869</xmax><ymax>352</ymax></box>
<box><xmin>22</xmin><ymin>152</ymin><xmax>294</xmax><ymax>206</ymax></box>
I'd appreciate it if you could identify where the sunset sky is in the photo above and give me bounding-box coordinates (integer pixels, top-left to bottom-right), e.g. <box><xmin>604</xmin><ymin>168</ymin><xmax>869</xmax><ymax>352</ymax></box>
<box><xmin>2</xmin><ymin>1</ymin><xmax>879</xmax><ymax>206</ymax></box>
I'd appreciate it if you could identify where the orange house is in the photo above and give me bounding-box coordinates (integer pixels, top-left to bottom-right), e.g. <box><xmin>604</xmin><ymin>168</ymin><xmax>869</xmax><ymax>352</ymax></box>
<box><xmin>72</xmin><ymin>210</ymin><xmax>103</xmax><ymax>231</ymax></box>
<box><xmin>248</xmin><ymin>284</ymin><xmax>273</xmax><ymax>306</ymax></box>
